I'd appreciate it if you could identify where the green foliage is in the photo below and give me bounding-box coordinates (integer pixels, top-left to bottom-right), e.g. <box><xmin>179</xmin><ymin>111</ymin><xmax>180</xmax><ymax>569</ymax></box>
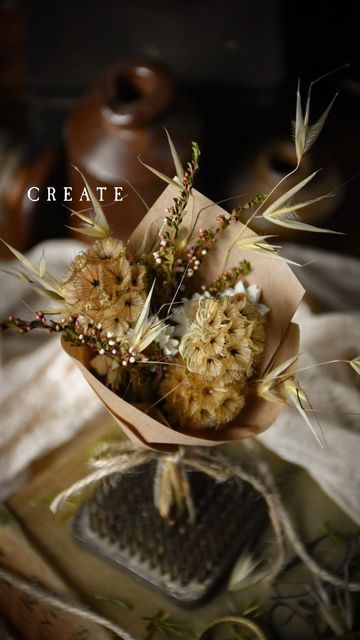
<box><xmin>240</xmin><ymin>260</ymin><xmax>251</xmax><ymax>276</ymax></box>
<box><xmin>143</xmin><ymin>611</ymin><xmax>190</xmax><ymax>640</ymax></box>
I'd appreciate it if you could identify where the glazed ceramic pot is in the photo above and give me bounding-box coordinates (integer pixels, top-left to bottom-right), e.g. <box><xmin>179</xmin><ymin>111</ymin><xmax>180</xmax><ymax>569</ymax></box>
<box><xmin>66</xmin><ymin>60</ymin><xmax>199</xmax><ymax>240</ymax></box>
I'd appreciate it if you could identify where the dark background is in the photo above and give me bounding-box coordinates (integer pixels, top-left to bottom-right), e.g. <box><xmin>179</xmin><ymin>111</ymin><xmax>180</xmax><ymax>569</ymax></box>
<box><xmin>0</xmin><ymin>0</ymin><xmax>359</xmax><ymax>256</ymax></box>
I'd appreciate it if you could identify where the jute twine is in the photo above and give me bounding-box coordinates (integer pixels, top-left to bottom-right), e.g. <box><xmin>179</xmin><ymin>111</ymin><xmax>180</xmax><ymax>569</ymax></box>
<box><xmin>0</xmin><ymin>565</ymin><xmax>136</xmax><ymax>639</ymax></box>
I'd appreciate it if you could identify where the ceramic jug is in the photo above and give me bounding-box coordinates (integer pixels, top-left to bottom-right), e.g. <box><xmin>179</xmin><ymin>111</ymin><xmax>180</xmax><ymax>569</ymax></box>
<box><xmin>66</xmin><ymin>60</ymin><xmax>199</xmax><ymax>240</ymax></box>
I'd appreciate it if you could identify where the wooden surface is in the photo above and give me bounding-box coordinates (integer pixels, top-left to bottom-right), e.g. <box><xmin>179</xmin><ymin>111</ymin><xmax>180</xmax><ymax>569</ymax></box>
<box><xmin>6</xmin><ymin>415</ymin><xmax>358</xmax><ymax>638</ymax></box>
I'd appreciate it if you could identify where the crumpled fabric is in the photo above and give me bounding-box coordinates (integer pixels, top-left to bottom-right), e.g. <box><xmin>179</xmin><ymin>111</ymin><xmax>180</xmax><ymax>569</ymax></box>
<box><xmin>0</xmin><ymin>241</ymin><xmax>359</xmax><ymax>523</ymax></box>
<box><xmin>258</xmin><ymin>244</ymin><xmax>360</xmax><ymax>524</ymax></box>
<box><xmin>0</xmin><ymin>240</ymin><xmax>104</xmax><ymax>498</ymax></box>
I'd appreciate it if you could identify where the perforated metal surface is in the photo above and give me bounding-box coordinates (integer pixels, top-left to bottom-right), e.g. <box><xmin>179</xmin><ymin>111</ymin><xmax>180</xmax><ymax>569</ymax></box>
<box><xmin>72</xmin><ymin>463</ymin><xmax>266</xmax><ymax>607</ymax></box>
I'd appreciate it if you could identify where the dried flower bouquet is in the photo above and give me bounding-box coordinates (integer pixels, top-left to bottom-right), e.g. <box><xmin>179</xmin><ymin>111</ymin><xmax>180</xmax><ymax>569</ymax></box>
<box><xmin>1</xmin><ymin>86</ymin><xmax>359</xmax><ymax>453</ymax></box>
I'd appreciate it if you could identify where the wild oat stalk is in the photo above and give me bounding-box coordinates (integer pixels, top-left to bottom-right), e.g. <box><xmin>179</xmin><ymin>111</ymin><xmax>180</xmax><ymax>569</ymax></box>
<box><xmin>67</xmin><ymin>166</ymin><xmax>111</xmax><ymax>238</ymax></box>
<box><xmin>256</xmin><ymin>354</ymin><xmax>360</xmax><ymax>447</ymax></box>
<box><xmin>294</xmin><ymin>78</ymin><xmax>338</xmax><ymax>167</ymax></box>
<box><xmin>1</xmin><ymin>240</ymin><xmax>65</xmax><ymax>303</ymax></box>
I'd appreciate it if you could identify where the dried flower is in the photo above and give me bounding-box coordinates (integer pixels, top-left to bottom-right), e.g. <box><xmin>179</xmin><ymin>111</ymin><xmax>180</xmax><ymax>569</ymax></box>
<box><xmin>160</xmin><ymin>357</ymin><xmax>247</xmax><ymax>430</ymax></box>
<box><xmin>130</xmin><ymin>263</ymin><xmax>147</xmax><ymax>289</ymax></box>
<box><xmin>63</xmin><ymin>262</ymin><xmax>105</xmax><ymax>305</ymax></box>
<box><xmin>85</xmin><ymin>238</ymin><xmax>126</xmax><ymax>263</ymax></box>
<box><xmin>221</xmin><ymin>280</ymin><xmax>270</xmax><ymax>316</ymax></box>
<box><xmin>179</xmin><ymin>296</ymin><xmax>265</xmax><ymax>383</ymax></box>
<box><xmin>156</xmin><ymin>324</ymin><xmax>179</xmax><ymax>356</ymax></box>
<box><xmin>101</xmin><ymin>306</ymin><xmax>129</xmax><ymax>338</ymax></box>
<box><xmin>115</xmin><ymin>289</ymin><xmax>145</xmax><ymax>324</ymax></box>
<box><xmin>90</xmin><ymin>354</ymin><xmax>125</xmax><ymax>392</ymax></box>
<box><xmin>62</xmin><ymin>240</ymin><xmax>147</xmax><ymax>339</ymax></box>
<box><xmin>101</xmin><ymin>256</ymin><xmax>132</xmax><ymax>292</ymax></box>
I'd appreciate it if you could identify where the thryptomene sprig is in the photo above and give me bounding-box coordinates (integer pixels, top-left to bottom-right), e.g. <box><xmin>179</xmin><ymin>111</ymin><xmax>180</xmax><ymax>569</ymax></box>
<box><xmin>183</xmin><ymin>195</ymin><xmax>266</xmax><ymax>279</ymax></box>
<box><xmin>0</xmin><ymin>312</ymin><xmax>123</xmax><ymax>362</ymax></box>
<box><xmin>204</xmin><ymin>262</ymin><xmax>251</xmax><ymax>296</ymax></box>
<box><xmin>0</xmin><ymin>312</ymin><xmax>63</xmax><ymax>335</ymax></box>
<box><xmin>151</xmin><ymin>142</ymin><xmax>200</xmax><ymax>299</ymax></box>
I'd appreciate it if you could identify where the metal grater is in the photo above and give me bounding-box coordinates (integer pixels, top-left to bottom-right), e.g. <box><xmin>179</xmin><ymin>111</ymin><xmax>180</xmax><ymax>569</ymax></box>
<box><xmin>72</xmin><ymin>462</ymin><xmax>266</xmax><ymax>607</ymax></box>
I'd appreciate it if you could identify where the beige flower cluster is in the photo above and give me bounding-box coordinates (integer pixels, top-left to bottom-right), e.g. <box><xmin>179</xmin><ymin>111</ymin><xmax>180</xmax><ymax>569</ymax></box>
<box><xmin>160</xmin><ymin>357</ymin><xmax>247</xmax><ymax>430</ymax></box>
<box><xmin>62</xmin><ymin>238</ymin><xmax>147</xmax><ymax>338</ymax></box>
<box><xmin>160</xmin><ymin>295</ymin><xmax>266</xmax><ymax>431</ymax></box>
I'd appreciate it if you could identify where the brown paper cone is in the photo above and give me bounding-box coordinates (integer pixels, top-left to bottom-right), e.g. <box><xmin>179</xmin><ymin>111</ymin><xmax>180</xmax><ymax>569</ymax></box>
<box><xmin>62</xmin><ymin>321</ymin><xmax>299</xmax><ymax>449</ymax></box>
<box><xmin>61</xmin><ymin>184</ymin><xmax>303</xmax><ymax>449</ymax></box>
<box><xmin>128</xmin><ymin>185</ymin><xmax>304</xmax><ymax>374</ymax></box>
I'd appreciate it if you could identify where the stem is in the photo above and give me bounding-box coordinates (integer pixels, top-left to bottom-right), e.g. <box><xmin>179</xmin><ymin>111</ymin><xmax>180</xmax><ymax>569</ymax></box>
<box><xmin>220</xmin><ymin>165</ymin><xmax>300</xmax><ymax>273</ymax></box>
<box><xmin>257</xmin><ymin>359</ymin><xmax>350</xmax><ymax>384</ymax></box>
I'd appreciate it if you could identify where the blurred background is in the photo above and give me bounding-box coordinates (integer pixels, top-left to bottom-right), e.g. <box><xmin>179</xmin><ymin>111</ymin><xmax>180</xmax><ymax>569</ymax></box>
<box><xmin>0</xmin><ymin>0</ymin><xmax>359</xmax><ymax>258</ymax></box>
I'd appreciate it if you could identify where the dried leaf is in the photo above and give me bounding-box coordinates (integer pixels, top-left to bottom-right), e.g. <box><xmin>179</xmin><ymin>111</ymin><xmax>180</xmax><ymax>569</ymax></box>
<box><xmin>283</xmin><ymin>377</ymin><xmax>325</xmax><ymax>448</ymax></box>
<box><xmin>1</xmin><ymin>240</ymin><xmax>64</xmax><ymax>298</ymax></box>
<box><xmin>349</xmin><ymin>356</ymin><xmax>360</xmax><ymax>376</ymax></box>
<box><xmin>261</xmin><ymin>173</ymin><xmax>342</xmax><ymax>234</ymax></box>
<box><xmin>261</xmin><ymin>355</ymin><xmax>299</xmax><ymax>384</ymax></box>
<box><xmin>236</xmin><ymin>234</ymin><xmax>301</xmax><ymax>266</ymax></box>
<box><xmin>154</xmin><ymin>460</ymin><xmax>173</xmax><ymax>519</ymax></box>
<box><xmin>0</xmin><ymin>268</ymin><xmax>30</xmax><ymax>283</ymax></box>
<box><xmin>39</xmin><ymin>251</ymin><xmax>47</xmax><ymax>278</ymax></box>
<box><xmin>271</xmin><ymin>193</ymin><xmax>334</xmax><ymax>217</ymax></box>
<box><xmin>264</xmin><ymin>210</ymin><xmax>342</xmax><ymax>234</ymax></box>
<box><xmin>72</xmin><ymin>166</ymin><xmax>110</xmax><ymax>238</ymax></box>
<box><xmin>256</xmin><ymin>355</ymin><xmax>299</xmax><ymax>403</ymax></box>
<box><xmin>67</xmin><ymin>211</ymin><xmax>109</xmax><ymax>239</ymax></box>
<box><xmin>136</xmin><ymin>319</ymin><xmax>167</xmax><ymax>353</ymax></box>
<box><xmin>1</xmin><ymin>239</ymin><xmax>42</xmax><ymax>277</ymax></box>
<box><xmin>294</xmin><ymin>80</ymin><xmax>337</xmax><ymax>164</ymax></box>
<box><xmin>134</xmin><ymin>280</ymin><xmax>155</xmax><ymax>337</ymax></box>
<box><xmin>165</xmin><ymin>129</ymin><xmax>184</xmax><ymax>181</ymax></box>
<box><xmin>66</xmin><ymin>224</ymin><xmax>109</xmax><ymax>238</ymax></box>
<box><xmin>138</xmin><ymin>156</ymin><xmax>180</xmax><ymax>189</ymax></box>
<box><xmin>28</xmin><ymin>284</ymin><xmax>65</xmax><ymax>302</ymax></box>
<box><xmin>228</xmin><ymin>552</ymin><xmax>264</xmax><ymax>591</ymax></box>
<box><xmin>304</xmin><ymin>94</ymin><xmax>338</xmax><ymax>154</ymax></box>
<box><xmin>127</xmin><ymin>281</ymin><xmax>168</xmax><ymax>352</ymax></box>
<box><xmin>295</xmin><ymin>80</ymin><xmax>306</xmax><ymax>165</ymax></box>
<box><xmin>262</xmin><ymin>171</ymin><xmax>319</xmax><ymax>217</ymax></box>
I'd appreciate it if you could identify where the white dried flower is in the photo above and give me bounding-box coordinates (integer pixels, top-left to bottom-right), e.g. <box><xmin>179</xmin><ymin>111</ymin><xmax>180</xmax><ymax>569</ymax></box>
<box><xmin>156</xmin><ymin>324</ymin><xmax>179</xmax><ymax>356</ymax></box>
<box><xmin>221</xmin><ymin>281</ymin><xmax>270</xmax><ymax>315</ymax></box>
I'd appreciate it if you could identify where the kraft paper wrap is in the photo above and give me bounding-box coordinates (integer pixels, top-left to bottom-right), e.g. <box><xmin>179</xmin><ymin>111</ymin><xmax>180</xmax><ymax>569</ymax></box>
<box><xmin>62</xmin><ymin>185</ymin><xmax>303</xmax><ymax>449</ymax></box>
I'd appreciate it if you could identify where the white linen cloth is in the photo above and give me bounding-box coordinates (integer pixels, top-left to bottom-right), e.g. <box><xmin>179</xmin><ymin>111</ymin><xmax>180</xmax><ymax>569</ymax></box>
<box><xmin>0</xmin><ymin>241</ymin><xmax>359</xmax><ymax>522</ymax></box>
<box><xmin>0</xmin><ymin>241</ymin><xmax>104</xmax><ymax>498</ymax></box>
